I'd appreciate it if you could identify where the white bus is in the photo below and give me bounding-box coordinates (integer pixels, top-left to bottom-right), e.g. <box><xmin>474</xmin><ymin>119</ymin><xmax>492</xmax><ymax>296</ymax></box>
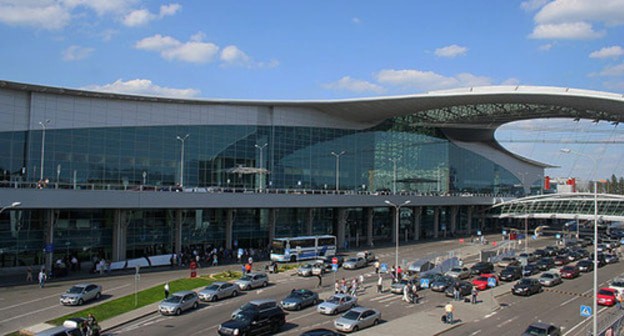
<box><xmin>270</xmin><ymin>235</ymin><xmax>337</xmax><ymax>262</ymax></box>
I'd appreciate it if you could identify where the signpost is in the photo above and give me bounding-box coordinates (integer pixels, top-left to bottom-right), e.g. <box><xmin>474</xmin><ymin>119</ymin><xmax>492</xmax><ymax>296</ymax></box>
<box><xmin>134</xmin><ymin>265</ymin><xmax>140</xmax><ymax>306</ymax></box>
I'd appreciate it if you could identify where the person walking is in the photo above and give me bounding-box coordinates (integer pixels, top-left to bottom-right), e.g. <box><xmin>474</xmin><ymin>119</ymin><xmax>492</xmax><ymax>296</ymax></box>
<box><xmin>315</xmin><ymin>273</ymin><xmax>322</xmax><ymax>288</ymax></box>
<box><xmin>453</xmin><ymin>283</ymin><xmax>461</xmax><ymax>301</ymax></box>
<box><xmin>335</xmin><ymin>280</ymin><xmax>340</xmax><ymax>294</ymax></box>
<box><xmin>38</xmin><ymin>269</ymin><xmax>47</xmax><ymax>288</ymax></box>
<box><xmin>358</xmin><ymin>274</ymin><xmax>365</xmax><ymax>292</ymax></box>
<box><xmin>411</xmin><ymin>283</ymin><xmax>420</xmax><ymax>303</ymax></box>
<box><xmin>444</xmin><ymin>302</ymin><xmax>454</xmax><ymax>324</ymax></box>
<box><xmin>374</xmin><ymin>260</ymin><xmax>380</xmax><ymax>274</ymax></box>
<box><xmin>471</xmin><ymin>286</ymin><xmax>478</xmax><ymax>304</ymax></box>
<box><xmin>402</xmin><ymin>283</ymin><xmax>411</xmax><ymax>303</ymax></box>
<box><xmin>617</xmin><ymin>291</ymin><xmax>624</xmax><ymax>310</ymax></box>
<box><xmin>164</xmin><ymin>282</ymin><xmax>170</xmax><ymax>299</ymax></box>
<box><xmin>26</xmin><ymin>266</ymin><xmax>33</xmax><ymax>283</ymax></box>
<box><xmin>377</xmin><ymin>275</ymin><xmax>383</xmax><ymax>293</ymax></box>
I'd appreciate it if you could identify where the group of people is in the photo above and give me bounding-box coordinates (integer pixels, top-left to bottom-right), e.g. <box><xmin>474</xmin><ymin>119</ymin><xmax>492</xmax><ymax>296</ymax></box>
<box><xmin>334</xmin><ymin>275</ymin><xmax>365</xmax><ymax>296</ymax></box>
<box><xmin>80</xmin><ymin>313</ymin><xmax>100</xmax><ymax>336</ymax></box>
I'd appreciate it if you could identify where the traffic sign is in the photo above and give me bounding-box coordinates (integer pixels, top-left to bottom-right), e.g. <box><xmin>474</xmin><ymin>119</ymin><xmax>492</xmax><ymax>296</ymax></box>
<box><xmin>332</xmin><ymin>257</ymin><xmax>338</xmax><ymax>265</ymax></box>
<box><xmin>580</xmin><ymin>305</ymin><xmax>592</xmax><ymax>317</ymax></box>
<box><xmin>420</xmin><ymin>278</ymin><xmax>430</xmax><ymax>288</ymax></box>
<box><xmin>477</xmin><ymin>230</ymin><xmax>482</xmax><ymax>236</ymax></box>
<box><xmin>556</xmin><ymin>233</ymin><xmax>561</xmax><ymax>239</ymax></box>
<box><xmin>332</xmin><ymin>264</ymin><xmax>338</xmax><ymax>272</ymax></box>
<box><xmin>502</xmin><ymin>230</ymin><xmax>507</xmax><ymax>235</ymax></box>
<box><xmin>44</xmin><ymin>243</ymin><xmax>54</xmax><ymax>253</ymax></box>
<box><xmin>487</xmin><ymin>277</ymin><xmax>497</xmax><ymax>288</ymax></box>
<box><xmin>380</xmin><ymin>263</ymin><xmax>388</xmax><ymax>273</ymax></box>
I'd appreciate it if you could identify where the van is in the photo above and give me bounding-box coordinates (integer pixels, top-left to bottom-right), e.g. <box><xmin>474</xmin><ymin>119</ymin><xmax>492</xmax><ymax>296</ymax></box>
<box><xmin>407</xmin><ymin>260</ymin><xmax>435</xmax><ymax>274</ymax></box>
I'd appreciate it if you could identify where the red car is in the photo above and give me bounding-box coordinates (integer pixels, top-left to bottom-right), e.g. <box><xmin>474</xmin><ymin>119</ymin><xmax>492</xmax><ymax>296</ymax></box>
<box><xmin>560</xmin><ymin>265</ymin><xmax>580</xmax><ymax>279</ymax></box>
<box><xmin>553</xmin><ymin>255</ymin><xmax>569</xmax><ymax>266</ymax></box>
<box><xmin>472</xmin><ymin>273</ymin><xmax>498</xmax><ymax>291</ymax></box>
<box><xmin>597</xmin><ymin>288</ymin><xmax>618</xmax><ymax>306</ymax></box>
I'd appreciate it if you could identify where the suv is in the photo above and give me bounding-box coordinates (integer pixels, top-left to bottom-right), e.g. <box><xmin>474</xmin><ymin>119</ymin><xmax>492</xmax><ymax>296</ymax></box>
<box><xmin>158</xmin><ymin>291</ymin><xmax>199</xmax><ymax>316</ymax></box>
<box><xmin>218</xmin><ymin>306</ymin><xmax>286</xmax><ymax>336</ymax></box>
<box><xmin>234</xmin><ymin>272</ymin><xmax>269</xmax><ymax>291</ymax></box>
<box><xmin>231</xmin><ymin>299</ymin><xmax>278</xmax><ymax>318</ymax></box>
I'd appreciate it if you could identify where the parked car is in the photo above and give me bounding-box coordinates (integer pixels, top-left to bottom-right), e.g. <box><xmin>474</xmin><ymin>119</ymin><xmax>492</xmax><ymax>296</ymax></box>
<box><xmin>234</xmin><ymin>272</ymin><xmax>269</xmax><ymax>290</ymax></box>
<box><xmin>522</xmin><ymin>264</ymin><xmax>540</xmax><ymax>277</ymax></box>
<box><xmin>533</xmin><ymin>249</ymin><xmax>547</xmax><ymax>258</ymax></box>
<box><xmin>472</xmin><ymin>273</ymin><xmax>498</xmax><ymax>290</ymax></box>
<box><xmin>470</xmin><ymin>262</ymin><xmax>494</xmax><ymax>275</ymax></box>
<box><xmin>300</xmin><ymin>329</ymin><xmax>345</xmax><ymax>336</ymax></box>
<box><xmin>553</xmin><ymin>255</ymin><xmax>569</xmax><ymax>266</ymax></box>
<box><xmin>444</xmin><ymin>280</ymin><xmax>472</xmax><ymax>298</ymax></box>
<box><xmin>544</xmin><ymin>246</ymin><xmax>559</xmax><ymax>256</ymax></box>
<box><xmin>317</xmin><ymin>294</ymin><xmax>357</xmax><ymax>315</ymax></box>
<box><xmin>605</xmin><ymin>254</ymin><xmax>619</xmax><ymax>264</ymax></box>
<box><xmin>280</xmin><ymin>289</ymin><xmax>320</xmax><ymax>311</ymax></box>
<box><xmin>342</xmin><ymin>257</ymin><xmax>367</xmax><ymax>270</ymax></box>
<box><xmin>609</xmin><ymin>277</ymin><xmax>624</xmax><ymax>293</ymax></box>
<box><xmin>356</xmin><ymin>251</ymin><xmax>376</xmax><ymax>263</ymax></box>
<box><xmin>560</xmin><ymin>265</ymin><xmax>581</xmax><ymax>279</ymax></box>
<box><xmin>445</xmin><ymin>267</ymin><xmax>471</xmax><ymax>280</ymax></box>
<box><xmin>59</xmin><ymin>283</ymin><xmax>102</xmax><ymax>306</ymax></box>
<box><xmin>35</xmin><ymin>318</ymin><xmax>88</xmax><ymax>336</ymax></box>
<box><xmin>333</xmin><ymin>307</ymin><xmax>381</xmax><ymax>333</ymax></box>
<box><xmin>497</xmin><ymin>257</ymin><xmax>519</xmax><ymax>268</ymax></box>
<box><xmin>597</xmin><ymin>288</ymin><xmax>619</xmax><ymax>306</ymax></box>
<box><xmin>522</xmin><ymin>322</ymin><xmax>561</xmax><ymax>336</ymax></box>
<box><xmin>576</xmin><ymin>259</ymin><xmax>594</xmax><ymax>272</ymax></box>
<box><xmin>518</xmin><ymin>252</ymin><xmax>537</xmax><ymax>262</ymax></box>
<box><xmin>158</xmin><ymin>291</ymin><xmax>199</xmax><ymax>316</ymax></box>
<box><xmin>407</xmin><ymin>260</ymin><xmax>436</xmax><ymax>274</ymax></box>
<box><xmin>417</xmin><ymin>272</ymin><xmax>444</xmax><ymax>289</ymax></box>
<box><xmin>430</xmin><ymin>276</ymin><xmax>456</xmax><ymax>292</ymax></box>
<box><xmin>231</xmin><ymin>299</ymin><xmax>277</xmax><ymax>318</ymax></box>
<box><xmin>499</xmin><ymin>266</ymin><xmax>523</xmax><ymax>282</ymax></box>
<box><xmin>566</xmin><ymin>251</ymin><xmax>582</xmax><ymax>262</ymax></box>
<box><xmin>390</xmin><ymin>277</ymin><xmax>419</xmax><ymax>294</ymax></box>
<box><xmin>536</xmin><ymin>257</ymin><xmax>555</xmax><ymax>271</ymax></box>
<box><xmin>218</xmin><ymin>305</ymin><xmax>286</xmax><ymax>336</ymax></box>
<box><xmin>198</xmin><ymin>282</ymin><xmax>239</xmax><ymax>302</ymax></box>
<box><xmin>538</xmin><ymin>272</ymin><xmax>562</xmax><ymax>287</ymax></box>
<box><xmin>512</xmin><ymin>278</ymin><xmax>542</xmax><ymax>296</ymax></box>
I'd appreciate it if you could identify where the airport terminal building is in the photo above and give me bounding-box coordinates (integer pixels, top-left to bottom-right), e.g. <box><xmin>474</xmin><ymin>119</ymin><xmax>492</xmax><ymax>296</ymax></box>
<box><xmin>1</xmin><ymin>80</ymin><xmax>623</xmax><ymax>270</ymax></box>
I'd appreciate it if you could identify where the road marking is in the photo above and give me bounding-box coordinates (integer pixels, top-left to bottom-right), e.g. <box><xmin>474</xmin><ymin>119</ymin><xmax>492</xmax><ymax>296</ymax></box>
<box><xmin>470</xmin><ymin>330</ymin><xmax>482</xmax><ymax>336</ymax></box>
<box><xmin>560</xmin><ymin>296</ymin><xmax>578</xmax><ymax>306</ymax></box>
<box><xmin>483</xmin><ymin>312</ymin><xmax>497</xmax><ymax>319</ymax></box>
<box><xmin>286</xmin><ymin>310</ymin><xmax>319</xmax><ymax>322</ymax></box>
<box><xmin>370</xmin><ymin>293</ymin><xmax>397</xmax><ymax>301</ymax></box>
<box><xmin>497</xmin><ymin>316</ymin><xmax>518</xmax><ymax>328</ymax></box>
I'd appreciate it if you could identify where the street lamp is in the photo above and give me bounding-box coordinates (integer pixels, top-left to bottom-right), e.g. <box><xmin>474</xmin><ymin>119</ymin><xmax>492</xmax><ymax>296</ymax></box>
<box><xmin>38</xmin><ymin>120</ymin><xmax>51</xmax><ymax>182</ymax></box>
<box><xmin>331</xmin><ymin>151</ymin><xmax>346</xmax><ymax>192</ymax></box>
<box><xmin>389</xmin><ymin>157</ymin><xmax>401</xmax><ymax>194</ymax></box>
<box><xmin>384</xmin><ymin>200</ymin><xmax>411</xmax><ymax>281</ymax></box>
<box><xmin>255</xmin><ymin>143</ymin><xmax>268</xmax><ymax>191</ymax></box>
<box><xmin>176</xmin><ymin>134</ymin><xmax>190</xmax><ymax>188</ymax></box>
<box><xmin>0</xmin><ymin>202</ymin><xmax>21</xmax><ymax>215</ymax></box>
<box><xmin>2</xmin><ymin>202</ymin><xmax>21</xmax><ymax>267</ymax></box>
<box><xmin>560</xmin><ymin>148</ymin><xmax>598</xmax><ymax>336</ymax></box>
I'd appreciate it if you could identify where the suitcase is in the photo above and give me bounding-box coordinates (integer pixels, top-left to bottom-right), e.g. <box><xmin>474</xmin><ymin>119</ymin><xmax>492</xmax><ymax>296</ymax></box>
<box><xmin>464</xmin><ymin>298</ymin><xmax>471</xmax><ymax>303</ymax></box>
<box><xmin>441</xmin><ymin>315</ymin><xmax>447</xmax><ymax>323</ymax></box>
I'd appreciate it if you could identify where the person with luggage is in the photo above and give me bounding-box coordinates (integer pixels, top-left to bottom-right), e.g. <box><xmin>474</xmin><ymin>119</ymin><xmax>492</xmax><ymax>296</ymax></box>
<box><xmin>471</xmin><ymin>286</ymin><xmax>479</xmax><ymax>304</ymax></box>
<box><xmin>444</xmin><ymin>302</ymin><xmax>454</xmax><ymax>324</ymax></box>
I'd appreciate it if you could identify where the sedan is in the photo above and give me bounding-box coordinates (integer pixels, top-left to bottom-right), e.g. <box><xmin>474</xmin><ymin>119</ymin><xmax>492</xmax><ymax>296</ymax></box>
<box><xmin>522</xmin><ymin>322</ymin><xmax>561</xmax><ymax>336</ymax></box>
<box><xmin>317</xmin><ymin>294</ymin><xmax>357</xmax><ymax>315</ymax></box>
<box><xmin>470</xmin><ymin>262</ymin><xmax>494</xmax><ymax>275</ymax></box>
<box><xmin>234</xmin><ymin>272</ymin><xmax>269</xmax><ymax>290</ymax></box>
<box><xmin>445</xmin><ymin>267</ymin><xmax>471</xmax><ymax>280</ymax></box>
<box><xmin>518</xmin><ymin>252</ymin><xmax>537</xmax><ymax>262</ymax></box>
<box><xmin>430</xmin><ymin>276</ymin><xmax>456</xmax><ymax>292</ymax></box>
<box><xmin>158</xmin><ymin>291</ymin><xmax>199</xmax><ymax>316</ymax></box>
<box><xmin>342</xmin><ymin>257</ymin><xmax>367</xmax><ymax>270</ymax></box>
<box><xmin>298</xmin><ymin>263</ymin><xmax>320</xmax><ymax>277</ymax></box>
<box><xmin>198</xmin><ymin>282</ymin><xmax>239</xmax><ymax>302</ymax></box>
<box><xmin>576</xmin><ymin>259</ymin><xmax>594</xmax><ymax>272</ymax></box>
<box><xmin>334</xmin><ymin>307</ymin><xmax>381</xmax><ymax>333</ymax></box>
<box><xmin>390</xmin><ymin>278</ymin><xmax>418</xmax><ymax>294</ymax></box>
<box><xmin>445</xmin><ymin>281</ymin><xmax>472</xmax><ymax>298</ymax></box>
<box><xmin>60</xmin><ymin>283</ymin><xmax>102</xmax><ymax>306</ymax></box>
<box><xmin>538</xmin><ymin>272</ymin><xmax>562</xmax><ymax>287</ymax></box>
<box><xmin>472</xmin><ymin>274</ymin><xmax>498</xmax><ymax>291</ymax></box>
<box><xmin>536</xmin><ymin>257</ymin><xmax>555</xmax><ymax>271</ymax></box>
<box><xmin>522</xmin><ymin>264</ymin><xmax>540</xmax><ymax>277</ymax></box>
<box><xmin>512</xmin><ymin>278</ymin><xmax>542</xmax><ymax>296</ymax></box>
<box><xmin>560</xmin><ymin>265</ymin><xmax>581</xmax><ymax>279</ymax></box>
<box><xmin>597</xmin><ymin>288</ymin><xmax>619</xmax><ymax>306</ymax></box>
<box><xmin>553</xmin><ymin>255</ymin><xmax>569</xmax><ymax>266</ymax></box>
<box><xmin>605</xmin><ymin>254</ymin><xmax>619</xmax><ymax>264</ymax></box>
<box><xmin>280</xmin><ymin>289</ymin><xmax>320</xmax><ymax>311</ymax></box>
<box><xmin>497</xmin><ymin>257</ymin><xmax>519</xmax><ymax>268</ymax></box>
<box><xmin>499</xmin><ymin>266</ymin><xmax>523</xmax><ymax>282</ymax></box>
<box><xmin>300</xmin><ymin>329</ymin><xmax>345</xmax><ymax>336</ymax></box>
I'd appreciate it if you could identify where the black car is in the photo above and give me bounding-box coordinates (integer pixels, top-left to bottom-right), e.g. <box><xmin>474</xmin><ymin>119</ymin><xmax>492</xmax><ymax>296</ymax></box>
<box><xmin>522</xmin><ymin>322</ymin><xmax>561</xmax><ymax>336</ymax></box>
<box><xmin>512</xmin><ymin>278</ymin><xmax>542</xmax><ymax>296</ymax></box>
<box><xmin>536</xmin><ymin>257</ymin><xmax>555</xmax><ymax>271</ymax></box>
<box><xmin>576</xmin><ymin>259</ymin><xmax>594</xmax><ymax>272</ymax></box>
<box><xmin>522</xmin><ymin>264</ymin><xmax>540</xmax><ymax>277</ymax></box>
<box><xmin>544</xmin><ymin>246</ymin><xmax>559</xmax><ymax>256</ymax></box>
<box><xmin>470</xmin><ymin>262</ymin><xmax>494</xmax><ymax>275</ymax></box>
<box><xmin>533</xmin><ymin>249</ymin><xmax>547</xmax><ymax>258</ymax></box>
<box><xmin>499</xmin><ymin>266</ymin><xmax>523</xmax><ymax>282</ymax></box>
<box><xmin>444</xmin><ymin>280</ymin><xmax>473</xmax><ymax>298</ymax></box>
<box><xmin>218</xmin><ymin>306</ymin><xmax>286</xmax><ymax>336</ymax></box>
<box><xmin>300</xmin><ymin>329</ymin><xmax>345</xmax><ymax>336</ymax></box>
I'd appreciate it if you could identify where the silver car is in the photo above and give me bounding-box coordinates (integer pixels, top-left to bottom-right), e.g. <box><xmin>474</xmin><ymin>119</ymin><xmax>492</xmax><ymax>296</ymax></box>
<box><xmin>445</xmin><ymin>267</ymin><xmax>471</xmax><ymax>280</ymax></box>
<box><xmin>538</xmin><ymin>272</ymin><xmax>562</xmax><ymax>287</ymax></box>
<box><xmin>317</xmin><ymin>294</ymin><xmax>357</xmax><ymax>315</ymax></box>
<box><xmin>198</xmin><ymin>282</ymin><xmax>239</xmax><ymax>302</ymax></box>
<box><xmin>234</xmin><ymin>272</ymin><xmax>269</xmax><ymax>290</ymax></box>
<box><xmin>334</xmin><ymin>307</ymin><xmax>381</xmax><ymax>333</ymax></box>
<box><xmin>297</xmin><ymin>262</ymin><xmax>321</xmax><ymax>277</ymax></box>
<box><xmin>280</xmin><ymin>289</ymin><xmax>320</xmax><ymax>311</ymax></box>
<box><xmin>59</xmin><ymin>283</ymin><xmax>102</xmax><ymax>306</ymax></box>
<box><xmin>158</xmin><ymin>290</ymin><xmax>199</xmax><ymax>316</ymax></box>
<box><xmin>342</xmin><ymin>257</ymin><xmax>367</xmax><ymax>270</ymax></box>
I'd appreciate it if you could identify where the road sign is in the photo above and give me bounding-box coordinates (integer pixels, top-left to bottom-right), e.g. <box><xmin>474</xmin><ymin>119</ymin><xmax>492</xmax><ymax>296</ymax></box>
<box><xmin>477</xmin><ymin>230</ymin><xmax>482</xmax><ymax>236</ymax></box>
<box><xmin>44</xmin><ymin>243</ymin><xmax>54</xmax><ymax>253</ymax></box>
<box><xmin>380</xmin><ymin>263</ymin><xmax>388</xmax><ymax>273</ymax></box>
<box><xmin>580</xmin><ymin>305</ymin><xmax>592</xmax><ymax>317</ymax></box>
<box><xmin>487</xmin><ymin>277</ymin><xmax>497</xmax><ymax>288</ymax></box>
<box><xmin>332</xmin><ymin>264</ymin><xmax>338</xmax><ymax>272</ymax></box>
<box><xmin>332</xmin><ymin>257</ymin><xmax>338</xmax><ymax>265</ymax></box>
<box><xmin>502</xmin><ymin>230</ymin><xmax>507</xmax><ymax>235</ymax></box>
<box><xmin>556</xmin><ymin>233</ymin><xmax>561</xmax><ymax>239</ymax></box>
<box><xmin>420</xmin><ymin>278</ymin><xmax>430</xmax><ymax>288</ymax></box>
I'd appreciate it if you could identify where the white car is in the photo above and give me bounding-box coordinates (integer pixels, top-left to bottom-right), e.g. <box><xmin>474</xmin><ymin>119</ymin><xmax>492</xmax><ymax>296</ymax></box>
<box><xmin>445</xmin><ymin>267</ymin><xmax>471</xmax><ymax>280</ymax></box>
<box><xmin>342</xmin><ymin>257</ymin><xmax>367</xmax><ymax>270</ymax></box>
<box><xmin>317</xmin><ymin>294</ymin><xmax>357</xmax><ymax>315</ymax></box>
<box><xmin>59</xmin><ymin>283</ymin><xmax>102</xmax><ymax>306</ymax></box>
<box><xmin>609</xmin><ymin>277</ymin><xmax>624</xmax><ymax>293</ymax></box>
<box><xmin>334</xmin><ymin>307</ymin><xmax>381</xmax><ymax>333</ymax></box>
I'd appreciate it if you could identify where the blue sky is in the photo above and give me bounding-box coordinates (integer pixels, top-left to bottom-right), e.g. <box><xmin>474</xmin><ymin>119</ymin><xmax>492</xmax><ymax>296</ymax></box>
<box><xmin>1</xmin><ymin>0</ymin><xmax>624</xmax><ymax>183</ymax></box>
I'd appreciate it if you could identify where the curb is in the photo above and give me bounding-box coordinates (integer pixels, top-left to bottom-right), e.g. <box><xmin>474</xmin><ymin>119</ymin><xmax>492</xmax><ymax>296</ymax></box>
<box><xmin>433</xmin><ymin>322</ymin><xmax>464</xmax><ymax>336</ymax></box>
<box><xmin>101</xmin><ymin>309</ymin><xmax>158</xmax><ymax>333</ymax></box>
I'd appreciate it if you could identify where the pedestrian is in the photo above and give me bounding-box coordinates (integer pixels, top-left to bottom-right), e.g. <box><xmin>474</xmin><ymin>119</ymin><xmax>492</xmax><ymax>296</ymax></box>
<box><xmin>350</xmin><ymin>278</ymin><xmax>358</xmax><ymax>296</ymax></box>
<box><xmin>444</xmin><ymin>302</ymin><xmax>454</xmax><ymax>324</ymax></box>
<box><xmin>412</xmin><ymin>283</ymin><xmax>420</xmax><ymax>303</ymax></box>
<box><xmin>164</xmin><ymin>282</ymin><xmax>170</xmax><ymax>299</ymax></box>
<box><xmin>335</xmin><ymin>280</ymin><xmax>340</xmax><ymax>294</ymax></box>
<box><xmin>38</xmin><ymin>269</ymin><xmax>47</xmax><ymax>288</ymax></box>
<box><xmin>244</xmin><ymin>263</ymin><xmax>252</xmax><ymax>273</ymax></box>
<box><xmin>212</xmin><ymin>254</ymin><xmax>218</xmax><ymax>267</ymax></box>
<box><xmin>617</xmin><ymin>291</ymin><xmax>624</xmax><ymax>310</ymax></box>
<box><xmin>358</xmin><ymin>274</ymin><xmax>365</xmax><ymax>291</ymax></box>
<box><xmin>26</xmin><ymin>266</ymin><xmax>33</xmax><ymax>283</ymax></box>
<box><xmin>397</xmin><ymin>266</ymin><xmax>403</xmax><ymax>279</ymax></box>
<box><xmin>316</xmin><ymin>273</ymin><xmax>322</xmax><ymax>288</ymax></box>
<box><xmin>471</xmin><ymin>286</ymin><xmax>478</xmax><ymax>304</ymax></box>
<box><xmin>374</xmin><ymin>260</ymin><xmax>380</xmax><ymax>274</ymax></box>
<box><xmin>402</xmin><ymin>283</ymin><xmax>411</xmax><ymax>303</ymax></box>
<box><xmin>453</xmin><ymin>283</ymin><xmax>460</xmax><ymax>301</ymax></box>
<box><xmin>377</xmin><ymin>275</ymin><xmax>383</xmax><ymax>293</ymax></box>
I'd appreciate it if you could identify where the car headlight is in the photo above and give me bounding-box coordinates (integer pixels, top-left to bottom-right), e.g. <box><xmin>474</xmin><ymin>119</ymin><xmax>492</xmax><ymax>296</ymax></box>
<box><xmin>233</xmin><ymin>328</ymin><xmax>240</xmax><ymax>335</ymax></box>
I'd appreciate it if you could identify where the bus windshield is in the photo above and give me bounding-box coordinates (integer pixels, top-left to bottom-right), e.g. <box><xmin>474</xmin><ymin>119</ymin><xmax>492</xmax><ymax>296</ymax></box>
<box><xmin>271</xmin><ymin>240</ymin><xmax>285</xmax><ymax>254</ymax></box>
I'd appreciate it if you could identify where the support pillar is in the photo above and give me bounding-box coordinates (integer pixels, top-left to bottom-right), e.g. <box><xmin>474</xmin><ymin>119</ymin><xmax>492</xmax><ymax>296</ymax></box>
<box><xmin>225</xmin><ymin>209</ymin><xmax>233</xmax><ymax>250</ymax></box>
<box><xmin>450</xmin><ymin>206</ymin><xmax>458</xmax><ymax>236</ymax></box>
<box><xmin>433</xmin><ymin>207</ymin><xmax>440</xmax><ymax>238</ymax></box>
<box><xmin>268</xmin><ymin>209</ymin><xmax>276</xmax><ymax>243</ymax></box>
<box><xmin>174</xmin><ymin>210</ymin><xmax>183</xmax><ymax>256</ymax></box>
<box><xmin>390</xmin><ymin>207</ymin><xmax>398</xmax><ymax>244</ymax></box>
<box><xmin>412</xmin><ymin>206</ymin><xmax>422</xmax><ymax>241</ymax></box>
<box><xmin>112</xmin><ymin>209</ymin><xmax>129</xmax><ymax>262</ymax></box>
<box><xmin>467</xmin><ymin>207</ymin><xmax>474</xmax><ymax>235</ymax></box>
<box><xmin>306</xmin><ymin>208</ymin><xmax>314</xmax><ymax>236</ymax></box>
<box><xmin>336</xmin><ymin>208</ymin><xmax>347</xmax><ymax>249</ymax></box>
<box><xmin>366</xmin><ymin>207</ymin><xmax>374</xmax><ymax>247</ymax></box>
<box><xmin>44</xmin><ymin>209</ymin><xmax>54</xmax><ymax>274</ymax></box>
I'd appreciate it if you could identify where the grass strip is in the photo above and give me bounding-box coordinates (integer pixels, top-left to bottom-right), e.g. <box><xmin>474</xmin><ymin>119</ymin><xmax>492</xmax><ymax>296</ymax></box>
<box><xmin>46</xmin><ymin>270</ymin><xmax>241</xmax><ymax>326</ymax></box>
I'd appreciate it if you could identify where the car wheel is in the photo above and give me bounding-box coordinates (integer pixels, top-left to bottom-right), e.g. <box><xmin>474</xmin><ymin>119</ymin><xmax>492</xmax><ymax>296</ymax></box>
<box><xmin>262</xmin><ymin>281</ymin><xmax>268</xmax><ymax>287</ymax></box>
<box><xmin>211</xmin><ymin>295</ymin><xmax>218</xmax><ymax>302</ymax></box>
<box><xmin>295</xmin><ymin>304</ymin><xmax>301</xmax><ymax>311</ymax></box>
<box><xmin>193</xmin><ymin>301</ymin><xmax>198</xmax><ymax>309</ymax></box>
<box><xmin>232</xmin><ymin>291</ymin><xmax>238</xmax><ymax>297</ymax></box>
<box><xmin>95</xmin><ymin>292</ymin><xmax>101</xmax><ymax>300</ymax></box>
<box><xmin>373</xmin><ymin>319</ymin><xmax>380</xmax><ymax>326</ymax></box>
<box><xmin>78</xmin><ymin>299</ymin><xmax>84</xmax><ymax>306</ymax></box>
<box><xmin>313</xmin><ymin>298</ymin><xmax>319</xmax><ymax>305</ymax></box>
<box><xmin>245</xmin><ymin>285</ymin><xmax>251</xmax><ymax>291</ymax></box>
<box><xmin>353</xmin><ymin>326</ymin><xmax>359</xmax><ymax>332</ymax></box>
<box><xmin>175</xmin><ymin>308</ymin><xmax>181</xmax><ymax>316</ymax></box>
<box><xmin>290</xmin><ymin>255</ymin><xmax>297</xmax><ymax>263</ymax></box>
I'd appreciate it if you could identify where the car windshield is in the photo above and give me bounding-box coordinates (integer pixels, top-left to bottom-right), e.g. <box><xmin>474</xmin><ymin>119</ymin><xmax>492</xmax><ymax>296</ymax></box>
<box><xmin>612</xmin><ymin>280</ymin><xmax>624</xmax><ymax>287</ymax></box>
<box><xmin>450</xmin><ymin>267</ymin><xmax>462</xmax><ymax>272</ymax></box>
<box><xmin>66</xmin><ymin>286</ymin><xmax>84</xmax><ymax>294</ymax></box>
<box><xmin>301</xmin><ymin>264</ymin><xmax>312</xmax><ymax>269</ymax></box>
<box><xmin>562</xmin><ymin>266</ymin><xmax>575</xmax><ymax>271</ymax></box>
<box><xmin>240</xmin><ymin>276</ymin><xmax>252</xmax><ymax>281</ymax></box>
<box><xmin>205</xmin><ymin>285</ymin><xmax>220</xmax><ymax>291</ymax></box>
<box><xmin>240</xmin><ymin>302</ymin><xmax>260</xmax><ymax>310</ymax></box>
<box><xmin>233</xmin><ymin>312</ymin><xmax>253</xmax><ymax>323</ymax></box>
<box><xmin>599</xmin><ymin>289</ymin><xmax>614</xmax><ymax>296</ymax></box>
<box><xmin>519</xmin><ymin>279</ymin><xmax>533</xmax><ymax>285</ymax></box>
<box><xmin>327</xmin><ymin>296</ymin><xmax>343</xmax><ymax>304</ymax></box>
<box><xmin>342</xmin><ymin>311</ymin><xmax>361</xmax><ymax>320</ymax></box>
<box><xmin>164</xmin><ymin>296</ymin><xmax>182</xmax><ymax>303</ymax></box>
<box><xmin>476</xmin><ymin>277</ymin><xmax>488</xmax><ymax>281</ymax></box>
<box><xmin>347</xmin><ymin>258</ymin><xmax>357</xmax><ymax>263</ymax></box>
<box><xmin>542</xmin><ymin>274</ymin><xmax>554</xmax><ymax>279</ymax></box>
<box><xmin>524</xmin><ymin>326</ymin><xmax>548</xmax><ymax>336</ymax></box>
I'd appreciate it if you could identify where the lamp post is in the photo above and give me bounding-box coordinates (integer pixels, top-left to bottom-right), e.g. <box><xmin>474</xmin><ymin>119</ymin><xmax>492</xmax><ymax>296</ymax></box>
<box><xmin>38</xmin><ymin>120</ymin><xmax>51</xmax><ymax>182</ymax></box>
<box><xmin>384</xmin><ymin>200</ymin><xmax>411</xmax><ymax>281</ymax></box>
<box><xmin>560</xmin><ymin>148</ymin><xmax>598</xmax><ymax>336</ymax></box>
<box><xmin>255</xmin><ymin>143</ymin><xmax>268</xmax><ymax>191</ymax></box>
<box><xmin>2</xmin><ymin>202</ymin><xmax>21</xmax><ymax>266</ymax></box>
<box><xmin>176</xmin><ymin>134</ymin><xmax>190</xmax><ymax>188</ymax></box>
<box><xmin>517</xmin><ymin>172</ymin><xmax>530</xmax><ymax>196</ymax></box>
<box><xmin>389</xmin><ymin>157</ymin><xmax>401</xmax><ymax>194</ymax></box>
<box><xmin>331</xmin><ymin>151</ymin><xmax>346</xmax><ymax>192</ymax></box>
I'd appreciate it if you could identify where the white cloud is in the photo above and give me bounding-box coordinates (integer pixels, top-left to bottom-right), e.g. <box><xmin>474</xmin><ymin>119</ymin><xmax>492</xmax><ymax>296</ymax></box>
<box><xmin>220</xmin><ymin>45</ymin><xmax>251</xmax><ymax>65</ymax></box>
<box><xmin>63</xmin><ymin>0</ymin><xmax>138</xmax><ymax>16</ymax></box>
<box><xmin>501</xmin><ymin>78</ymin><xmax>521</xmax><ymax>85</ymax></box>
<box><xmin>62</xmin><ymin>45</ymin><xmax>94</xmax><ymax>61</ymax></box>
<box><xmin>0</xmin><ymin>0</ymin><xmax>71</xmax><ymax>30</ymax></box>
<box><xmin>520</xmin><ymin>0</ymin><xmax>549</xmax><ymax>11</ymax></box>
<box><xmin>322</xmin><ymin>76</ymin><xmax>385</xmax><ymax>94</ymax></box>
<box><xmin>161</xmin><ymin>41</ymin><xmax>219</xmax><ymax>63</ymax></box>
<box><xmin>589</xmin><ymin>46</ymin><xmax>624</xmax><ymax>59</ymax></box>
<box><xmin>83</xmin><ymin>79</ymin><xmax>200</xmax><ymax>98</ymax></box>
<box><xmin>135</xmin><ymin>34</ymin><xmax>181</xmax><ymax>51</ymax></box>
<box><xmin>529</xmin><ymin>22</ymin><xmax>604</xmax><ymax>39</ymax></box>
<box><xmin>539</xmin><ymin>43</ymin><xmax>554</xmax><ymax>51</ymax></box>
<box><xmin>597</xmin><ymin>63</ymin><xmax>624</xmax><ymax>77</ymax></box>
<box><xmin>434</xmin><ymin>44</ymin><xmax>468</xmax><ymax>58</ymax></box>
<box><xmin>375</xmin><ymin>69</ymin><xmax>492</xmax><ymax>91</ymax></box>
<box><xmin>122</xmin><ymin>3</ymin><xmax>180</xmax><ymax>27</ymax></box>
